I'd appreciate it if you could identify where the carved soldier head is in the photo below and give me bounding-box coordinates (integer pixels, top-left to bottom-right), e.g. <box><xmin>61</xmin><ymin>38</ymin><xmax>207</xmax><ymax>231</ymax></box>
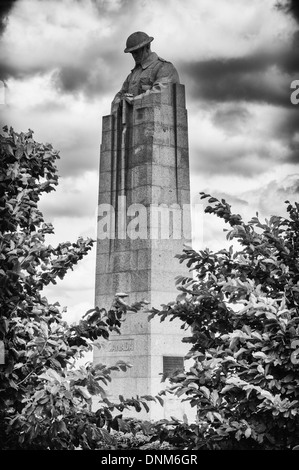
<box><xmin>124</xmin><ymin>31</ymin><xmax>154</xmax><ymax>65</ymax></box>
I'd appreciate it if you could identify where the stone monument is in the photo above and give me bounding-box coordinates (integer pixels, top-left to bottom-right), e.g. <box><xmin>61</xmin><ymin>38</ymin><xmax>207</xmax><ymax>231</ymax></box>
<box><xmin>93</xmin><ymin>32</ymin><xmax>192</xmax><ymax>420</ymax></box>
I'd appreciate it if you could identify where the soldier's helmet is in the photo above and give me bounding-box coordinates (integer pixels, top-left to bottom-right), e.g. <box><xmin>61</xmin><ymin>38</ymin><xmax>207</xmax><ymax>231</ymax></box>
<box><xmin>124</xmin><ymin>31</ymin><xmax>154</xmax><ymax>53</ymax></box>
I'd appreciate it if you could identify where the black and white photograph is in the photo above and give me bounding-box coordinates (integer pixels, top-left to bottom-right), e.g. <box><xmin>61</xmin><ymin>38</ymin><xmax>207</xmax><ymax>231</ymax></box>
<box><xmin>0</xmin><ymin>0</ymin><xmax>299</xmax><ymax>456</ymax></box>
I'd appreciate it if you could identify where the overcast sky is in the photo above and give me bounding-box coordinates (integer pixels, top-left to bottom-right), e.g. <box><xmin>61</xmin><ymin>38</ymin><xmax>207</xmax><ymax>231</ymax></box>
<box><xmin>0</xmin><ymin>0</ymin><xmax>298</xmax><ymax>323</ymax></box>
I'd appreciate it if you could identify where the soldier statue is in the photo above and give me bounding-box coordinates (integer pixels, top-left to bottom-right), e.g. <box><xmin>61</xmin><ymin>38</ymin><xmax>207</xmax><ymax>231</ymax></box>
<box><xmin>111</xmin><ymin>31</ymin><xmax>180</xmax><ymax>114</ymax></box>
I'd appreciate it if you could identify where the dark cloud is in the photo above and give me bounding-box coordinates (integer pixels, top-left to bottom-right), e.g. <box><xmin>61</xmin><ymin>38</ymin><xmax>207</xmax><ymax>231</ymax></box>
<box><xmin>0</xmin><ymin>63</ymin><xmax>44</xmax><ymax>82</ymax></box>
<box><xmin>212</xmin><ymin>105</ymin><xmax>251</xmax><ymax>134</ymax></box>
<box><xmin>271</xmin><ymin>108</ymin><xmax>299</xmax><ymax>164</ymax></box>
<box><xmin>182</xmin><ymin>47</ymin><xmax>298</xmax><ymax>107</ymax></box>
<box><xmin>0</xmin><ymin>49</ymin><xmax>124</xmax><ymax>100</ymax></box>
<box><xmin>190</xmin><ymin>144</ymin><xmax>275</xmax><ymax>178</ymax></box>
<box><xmin>181</xmin><ymin>1</ymin><xmax>299</xmax><ymax>107</ymax></box>
<box><xmin>288</xmin><ymin>0</ymin><xmax>299</xmax><ymax>22</ymax></box>
<box><xmin>52</xmin><ymin>50</ymin><xmax>128</xmax><ymax>98</ymax></box>
<box><xmin>0</xmin><ymin>0</ymin><xmax>17</xmax><ymax>35</ymax></box>
<box><xmin>0</xmin><ymin>17</ymin><xmax>129</xmax><ymax>98</ymax></box>
<box><xmin>56</xmin><ymin>136</ymin><xmax>99</xmax><ymax>177</ymax></box>
<box><xmin>54</xmin><ymin>66</ymin><xmax>93</xmax><ymax>94</ymax></box>
<box><xmin>276</xmin><ymin>0</ymin><xmax>299</xmax><ymax>23</ymax></box>
<box><xmin>275</xmin><ymin>107</ymin><xmax>299</xmax><ymax>138</ymax></box>
<box><xmin>0</xmin><ymin>0</ymin><xmax>153</xmax><ymax>98</ymax></box>
<box><xmin>190</xmin><ymin>104</ymin><xmax>299</xmax><ymax>178</ymax></box>
<box><xmin>40</xmin><ymin>192</ymin><xmax>96</xmax><ymax>219</ymax></box>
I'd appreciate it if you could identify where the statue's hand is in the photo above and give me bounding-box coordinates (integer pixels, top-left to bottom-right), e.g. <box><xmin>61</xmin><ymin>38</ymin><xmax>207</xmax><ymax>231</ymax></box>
<box><xmin>124</xmin><ymin>93</ymin><xmax>134</xmax><ymax>105</ymax></box>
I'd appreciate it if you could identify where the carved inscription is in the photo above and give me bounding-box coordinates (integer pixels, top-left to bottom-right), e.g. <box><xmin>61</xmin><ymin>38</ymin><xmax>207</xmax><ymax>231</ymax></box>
<box><xmin>108</xmin><ymin>339</ymin><xmax>134</xmax><ymax>353</ymax></box>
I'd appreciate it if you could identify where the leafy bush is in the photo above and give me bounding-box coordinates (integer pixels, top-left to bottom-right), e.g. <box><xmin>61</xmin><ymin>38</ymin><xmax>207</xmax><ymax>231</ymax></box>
<box><xmin>149</xmin><ymin>193</ymin><xmax>299</xmax><ymax>450</ymax></box>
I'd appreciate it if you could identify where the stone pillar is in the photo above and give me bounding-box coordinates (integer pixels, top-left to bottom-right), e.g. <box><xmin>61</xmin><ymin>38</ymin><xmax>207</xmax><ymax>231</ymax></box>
<box><xmin>93</xmin><ymin>84</ymin><xmax>193</xmax><ymax>420</ymax></box>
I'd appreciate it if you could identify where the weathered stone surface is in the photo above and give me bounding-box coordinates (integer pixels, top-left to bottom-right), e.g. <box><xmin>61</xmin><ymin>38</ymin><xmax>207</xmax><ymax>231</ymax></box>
<box><xmin>151</xmin><ymin>185</ymin><xmax>178</xmax><ymax>205</ymax></box>
<box><xmin>95</xmin><ymin>252</ymin><xmax>112</xmax><ymax>274</ymax></box>
<box><xmin>177</xmin><ymin>125</ymin><xmax>189</xmax><ymax>149</ymax></box>
<box><xmin>174</xmin><ymin>83</ymin><xmax>186</xmax><ymax>108</ymax></box>
<box><xmin>102</xmin><ymin>115</ymin><xmax>113</xmax><ymax>132</ymax></box>
<box><xmin>130</xmin><ymin>269</ymin><xmax>151</xmax><ymax>292</ymax></box>
<box><xmin>128</xmin><ymin>164</ymin><xmax>152</xmax><ymax>188</ymax></box>
<box><xmin>126</xmin><ymin>185</ymin><xmax>152</xmax><ymax>206</ymax></box>
<box><xmin>95</xmin><ymin>238</ymin><xmax>111</xmax><ymax>254</ymax></box>
<box><xmin>137</xmin><ymin>249</ymin><xmax>151</xmax><ymax>270</ymax></box>
<box><xmin>152</xmin><ymin>145</ymin><xmax>176</xmax><ymax>167</ymax></box>
<box><xmin>179</xmin><ymin>188</ymin><xmax>191</xmax><ymax>205</ymax></box>
<box><xmin>98</xmin><ymin>170</ymin><xmax>113</xmax><ymax>194</ymax></box>
<box><xmin>101</xmin><ymin>131</ymin><xmax>114</xmax><ymax>151</ymax></box>
<box><xmin>151</xmin><ymin>164</ymin><xmax>177</xmax><ymax>188</ymax></box>
<box><xmin>177</xmin><ymin>148</ymin><xmax>189</xmax><ymax>169</ymax></box>
<box><xmin>150</xmin><ymin>270</ymin><xmax>181</xmax><ymax>293</ymax></box>
<box><xmin>129</xmin><ymin>144</ymin><xmax>153</xmax><ymax>168</ymax></box>
<box><xmin>112</xmin><ymin>250</ymin><xmax>138</xmax><ymax>272</ymax></box>
<box><xmin>99</xmin><ymin>149</ymin><xmax>114</xmax><ymax>173</ymax></box>
<box><xmin>178</xmin><ymin>167</ymin><xmax>191</xmax><ymax>190</ymax></box>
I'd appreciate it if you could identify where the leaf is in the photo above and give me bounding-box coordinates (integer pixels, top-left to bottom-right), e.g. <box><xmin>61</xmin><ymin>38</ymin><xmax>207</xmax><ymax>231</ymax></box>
<box><xmin>50</xmin><ymin>358</ymin><xmax>62</xmax><ymax>368</ymax></box>
<box><xmin>75</xmin><ymin>386</ymin><xmax>91</xmax><ymax>400</ymax></box>
<box><xmin>176</xmin><ymin>292</ymin><xmax>187</xmax><ymax>302</ymax></box>
<box><xmin>213</xmin><ymin>412</ymin><xmax>223</xmax><ymax>422</ymax></box>
<box><xmin>252</xmin><ymin>352</ymin><xmax>267</xmax><ymax>359</ymax></box>
<box><xmin>39</xmin><ymin>368</ymin><xmax>62</xmax><ymax>383</ymax></box>
<box><xmin>156</xmin><ymin>395</ymin><xmax>164</xmax><ymax>406</ymax></box>
<box><xmin>200</xmin><ymin>386</ymin><xmax>210</xmax><ymax>399</ymax></box>
<box><xmin>50</xmin><ymin>384</ymin><xmax>60</xmax><ymax>395</ymax></box>
<box><xmin>39</xmin><ymin>396</ymin><xmax>50</xmax><ymax>404</ymax></box>
<box><xmin>142</xmin><ymin>401</ymin><xmax>150</xmax><ymax>413</ymax></box>
<box><xmin>116</xmin><ymin>361</ymin><xmax>130</xmax><ymax>372</ymax></box>
<box><xmin>221</xmin><ymin>384</ymin><xmax>234</xmax><ymax>393</ymax></box>
<box><xmin>251</xmin><ymin>331</ymin><xmax>262</xmax><ymax>341</ymax></box>
<box><xmin>58</xmin><ymin>421</ymin><xmax>68</xmax><ymax>434</ymax></box>
<box><xmin>210</xmin><ymin>390</ymin><xmax>219</xmax><ymax>406</ymax></box>
<box><xmin>265</xmin><ymin>312</ymin><xmax>277</xmax><ymax>320</ymax></box>
<box><xmin>140</xmin><ymin>395</ymin><xmax>156</xmax><ymax>402</ymax></box>
<box><xmin>234</xmin><ymin>347</ymin><xmax>247</xmax><ymax>359</ymax></box>
<box><xmin>34</xmin><ymin>390</ymin><xmax>45</xmax><ymax>401</ymax></box>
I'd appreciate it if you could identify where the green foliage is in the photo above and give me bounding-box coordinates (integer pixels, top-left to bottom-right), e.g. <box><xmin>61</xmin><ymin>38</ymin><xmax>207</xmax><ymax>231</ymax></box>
<box><xmin>0</xmin><ymin>126</ymin><xmax>157</xmax><ymax>450</ymax></box>
<box><xmin>149</xmin><ymin>193</ymin><xmax>299</xmax><ymax>450</ymax></box>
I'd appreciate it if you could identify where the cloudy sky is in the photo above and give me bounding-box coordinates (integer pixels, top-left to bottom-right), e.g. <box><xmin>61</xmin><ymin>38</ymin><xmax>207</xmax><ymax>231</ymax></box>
<box><xmin>0</xmin><ymin>0</ymin><xmax>298</xmax><ymax>323</ymax></box>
